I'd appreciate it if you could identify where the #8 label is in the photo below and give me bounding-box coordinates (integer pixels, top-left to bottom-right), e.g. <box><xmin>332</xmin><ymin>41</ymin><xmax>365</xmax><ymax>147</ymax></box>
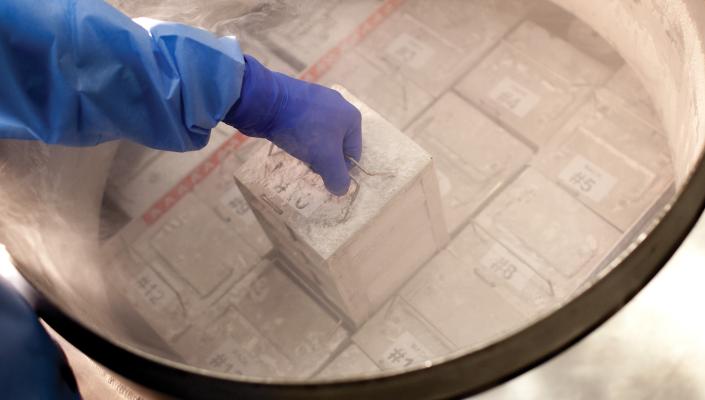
<box><xmin>379</xmin><ymin>332</ymin><xmax>432</xmax><ymax>369</ymax></box>
<box><xmin>558</xmin><ymin>155</ymin><xmax>617</xmax><ymax>203</ymax></box>
<box><xmin>488</xmin><ymin>77</ymin><xmax>540</xmax><ymax>118</ymax></box>
<box><xmin>478</xmin><ymin>244</ymin><xmax>552</xmax><ymax>305</ymax></box>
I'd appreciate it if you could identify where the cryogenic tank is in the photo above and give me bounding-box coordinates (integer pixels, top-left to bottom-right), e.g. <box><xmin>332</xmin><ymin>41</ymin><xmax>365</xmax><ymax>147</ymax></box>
<box><xmin>2</xmin><ymin>0</ymin><xmax>705</xmax><ymax>398</ymax></box>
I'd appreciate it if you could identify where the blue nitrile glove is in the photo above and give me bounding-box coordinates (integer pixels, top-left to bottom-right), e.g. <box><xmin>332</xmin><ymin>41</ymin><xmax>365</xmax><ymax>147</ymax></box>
<box><xmin>225</xmin><ymin>55</ymin><xmax>363</xmax><ymax>196</ymax></box>
<box><xmin>0</xmin><ymin>280</ymin><xmax>80</xmax><ymax>400</ymax></box>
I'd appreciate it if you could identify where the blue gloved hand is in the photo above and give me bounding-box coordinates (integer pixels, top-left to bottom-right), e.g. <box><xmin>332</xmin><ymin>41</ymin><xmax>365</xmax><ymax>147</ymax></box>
<box><xmin>0</xmin><ymin>280</ymin><xmax>79</xmax><ymax>399</ymax></box>
<box><xmin>225</xmin><ymin>55</ymin><xmax>363</xmax><ymax>196</ymax></box>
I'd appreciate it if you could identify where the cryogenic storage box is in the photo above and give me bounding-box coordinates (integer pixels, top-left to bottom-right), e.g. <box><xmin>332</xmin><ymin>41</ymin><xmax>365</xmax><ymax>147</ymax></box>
<box><xmin>120</xmin><ymin>194</ymin><xmax>261</xmax><ymax>336</ymax></box>
<box><xmin>531</xmin><ymin>90</ymin><xmax>673</xmax><ymax>232</ymax></box>
<box><xmin>401</xmin><ymin>0</ymin><xmax>528</xmax><ymax>51</ymax></box>
<box><xmin>173</xmin><ymin>257</ymin><xmax>349</xmax><ymax>378</ymax></box>
<box><xmin>235</xmin><ymin>87</ymin><xmax>449</xmax><ymax>325</ymax></box>
<box><xmin>475</xmin><ymin>169</ymin><xmax>621</xmax><ymax>300</ymax></box>
<box><xmin>316</xmin><ymin>344</ymin><xmax>380</xmax><ymax>379</ymax></box>
<box><xmin>456</xmin><ymin>21</ymin><xmax>612</xmax><ymax>146</ymax></box>
<box><xmin>358</xmin><ymin>1</ymin><xmax>525</xmax><ymax>97</ymax></box>
<box><xmin>352</xmin><ymin>297</ymin><xmax>454</xmax><ymax>370</ymax></box>
<box><xmin>447</xmin><ymin>224</ymin><xmax>557</xmax><ymax>318</ymax></box>
<box><xmin>264</xmin><ymin>0</ymin><xmax>381</xmax><ymax>67</ymax></box>
<box><xmin>107</xmin><ymin>130</ymin><xmax>230</xmax><ymax>217</ymax></box>
<box><xmin>172</xmin><ymin>305</ymin><xmax>296</xmax><ymax>378</ymax></box>
<box><xmin>400</xmin><ymin>249</ymin><xmax>529</xmax><ymax>349</ymax></box>
<box><xmin>407</xmin><ymin>92</ymin><xmax>533</xmax><ymax>233</ymax></box>
<box><xmin>319</xmin><ymin>50</ymin><xmax>434</xmax><ymax>129</ymax></box>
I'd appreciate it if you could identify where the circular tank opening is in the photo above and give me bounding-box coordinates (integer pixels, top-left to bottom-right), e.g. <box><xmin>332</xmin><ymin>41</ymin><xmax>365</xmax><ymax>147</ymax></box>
<box><xmin>2</xmin><ymin>0</ymin><xmax>705</xmax><ymax>399</ymax></box>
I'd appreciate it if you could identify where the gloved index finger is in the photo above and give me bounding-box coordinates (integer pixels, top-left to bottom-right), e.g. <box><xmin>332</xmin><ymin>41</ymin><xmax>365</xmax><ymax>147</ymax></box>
<box><xmin>343</xmin><ymin>107</ymin><xmax>363</xmax><ymax>169</ymax></box>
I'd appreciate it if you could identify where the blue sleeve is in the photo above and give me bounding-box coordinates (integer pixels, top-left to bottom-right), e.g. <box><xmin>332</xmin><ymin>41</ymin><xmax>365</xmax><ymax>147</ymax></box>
<box><xmin>0</xmin><ymin>280</ymin><xmax>80</xmax><ymax>399</ymax></box>
<box><xmin>0</xmin><ymin>0</ymin><xmax>245</xmax><ymax>151</ymax></box>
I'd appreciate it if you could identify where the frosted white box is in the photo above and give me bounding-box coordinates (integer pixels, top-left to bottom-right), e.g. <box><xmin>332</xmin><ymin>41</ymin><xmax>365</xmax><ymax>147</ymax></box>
<box><xmin>316</xmin><ymin>344</ymin><xmax>380</xmax><ymax>379</ymax></box>
<box><xmin>447</xmin><ymin>224</ymin><xmax>558</xmax><ymax>318</ymax></box>
<box><xmin>107</xmin><ymin>132</ymin><xmax>229</xmax><ymax>217</ymax></box>
<box><xmin>456</xmin><ymin>21</ymin><xmax>612</xmax><ymax>146</ymax></box>
<box><xmin>400</xmin><ymin>249</ymin><xmax>528</xmax><ymax>349</ymax></box>
<box><xmin>172</xmin><ymin>305</ymin><xmax>295</xmax><ymax>378</ymax></box>
<box><xmin>407</xmin><ymin>93</ymin><xmax>533</xmax><ymax>233</ymax></box>
<box><xmin>149</xmin><ymin>194</ymin><xmax>259</xmax><ymax>297</ymax></box>
<box><xmin>402</xmin><ymin>0</ymin><xmax>528</xmax><ymax>51</ymax></box>
<box><xmin>531</xmin><ymin>92</ymin><xmax>673</xmax><ymax>231</ymax></box>
<box><xmin>235</xmin><ymin>87</ymin><xmax>449</xmax><ymax>325</ymax></box>
<box><xmin>265</xmin><ymin>0</ymin><xmax>381</xmax><ymax>66</ymax></box>
<box><xmin>227</xmin><ymin>258</ymin><xmax>349</xmax><ymax>377</ymax></box>
<box><xmin>319</xmin><ymin>50</ymin><xmax>433</xmax><ymax>129</ymax></box>
<box><xmin>192</xmin><ymin>153</ymin><xmax>273</xmax><ymax>258</ymax></box>
<box><xmin>352</xmin><ymin>297</ymin><xmax>454</xmax><ymax>370</ymax></box>
<box><xmin>125</xmin><ymin>193</ymin><xmax>261</xmax><ymax>330</ymax></box>
<box><xmin>116</xmin><ymin>252</ymin><xmax>191</xmax><ymax>341</ymax></box>
<box><xmin>475</xmin><ymin>169</ymin><xmax>621</xmax><ymax>300</ymax></box>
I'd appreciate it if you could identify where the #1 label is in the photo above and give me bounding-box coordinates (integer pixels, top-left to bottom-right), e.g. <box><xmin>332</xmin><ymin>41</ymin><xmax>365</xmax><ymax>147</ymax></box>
<box><xmin>488</xmin><ymin>77</ymin><xmax>540</xmax><ymax>118</ymax></box>
<box><xmin>558</xmin><ymin>155</ymin><xmax>617</xmax><ymax>203</ymax></box>
<box><xmin>379</xmin><ymin>331</ymin><xmax>432</xmax><ymax>369</ymax></box>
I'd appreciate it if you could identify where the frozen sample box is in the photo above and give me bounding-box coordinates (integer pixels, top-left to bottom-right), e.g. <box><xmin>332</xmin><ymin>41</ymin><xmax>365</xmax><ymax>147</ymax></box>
<box><xmin>400</xmin><ymin>249</ymin><xmax>528</xmax><ymax>349</ymax></box>
<box><xmin>227</xmin><ymin>257</ymin><xmax>349</xmax><ymax>377</ymax></box>
<box><xmin>235</xmin><ymin>87</ymin><xmax>449</xmax><ymax>326</ymax></box>
<box><xmin>319</xmin><ymin>50</ymin><xmax>433</xmax><ymax>129</ymax></box>
<box><xmin>106</xmin><ymin>131</ymin><xmax>229</xmax><ymax>217</ymax></box>
<box><xmin>402</xmin><ymin>0</ymin><xmax>528</xmax><ymax>51</ymax></box>
<box><xmin>604</xmin><ymin>66</ymin><xmax>661</xmax><ymax>129</ymax></box>
<box><xmin>192</xmin><ymin>148</ymin><xmax>273</xmax><ymax>258</ymax></box>
<box><xmin>407</xmin><ymin>93</ymin><xmax>533</xmax><ymax>234</ymax></box>
<box><xmin>125</xmin><ymin>193</ymin><xmax>261</xmax><ymax>334</ymax></box>
<box><xmin>475</xmin><ymin>169</ymin><xmax>621</xmax><ymax>300</ymax></box>
<box><xmin>531</xmin><ymin>91</ymin><xmax>673</xmax><ymax>232</ymax></box>
<box><xmin>358</xmin><ymin>0</ymin><xmax>526</xmax><ymax>97</ymax></box>
<box><xmin>115</xmin><ymin>251</ymin><xmax>191</xmax><ymax>342</ymax></box>
<box><xmin>446</xmin><ymin>224</ymin><xmax>558</xmax><ymax>319</ymax></box>
<box><xmin>264</xmin><ymin>0</ymin><xmax>381</xmax><ymax>67</ymax></box>
<box><xmin>353</xmin><ymin>297</ymin><xmax>454</xmax><ymax>370</ymax></box>
<box><xmin>171</xmin><ymin>305</ymin><xmax>295</xmax><ymax>378</ymax></box>
<box><xmin>316</xmin><ymin>344</ymin><xmax>380</xmax><ymax>379</ymax></box>
<box><xmin>149</xmin><ymin>194</ymin><xmax>259</xmax><ymax>298</ymax></box>
<box><xmin>456</xmin><ymin>21</ymin><xmax>612</xmax><ymax>147</ymax></box>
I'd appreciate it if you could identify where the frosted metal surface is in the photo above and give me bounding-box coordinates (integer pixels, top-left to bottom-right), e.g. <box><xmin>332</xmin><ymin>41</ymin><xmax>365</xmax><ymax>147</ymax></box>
<box><xmin>2</xmin><ymin>0</ymin><xmax>704</xmax><ymax>388</ymax></box>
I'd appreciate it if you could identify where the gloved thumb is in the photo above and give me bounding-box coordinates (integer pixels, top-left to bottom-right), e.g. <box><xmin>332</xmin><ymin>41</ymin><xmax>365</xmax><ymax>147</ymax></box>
<box><xmin>311</xmin><ymin>148</ymin><xmax>352</xmax><ymax>197</ymax></box>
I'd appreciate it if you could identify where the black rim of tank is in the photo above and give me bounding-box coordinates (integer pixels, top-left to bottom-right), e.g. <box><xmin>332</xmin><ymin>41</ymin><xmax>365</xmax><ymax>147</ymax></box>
<box><xmin>23</xmin><ymin>146</ymin><xmax>705</xmax><ymax>400</ymax></box>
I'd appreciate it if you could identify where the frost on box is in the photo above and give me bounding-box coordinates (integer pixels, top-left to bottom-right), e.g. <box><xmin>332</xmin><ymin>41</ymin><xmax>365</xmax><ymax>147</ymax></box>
<box><xmin>235</xmin><ymin>86</ymin><xmax>449</xmax><ymax>326</ymax></box>
<box><xmin>456</xmin><ymin>21</ymin><xmax>612</xmax><ymax>146</ymax></box>
<box><xmin>475</xmin><ymin>169</ymin><xmax>621</xmax><ymax>300</ymax></box>
<box><xmin>353</xmin><ymin>297</ymin><xmax>454</xmax><ymax>371</ymax></box>
<box><xmin>407</xmin><ymin>93</ymin><xmax>533</xmax><ymax>234</ymax></box>
<box><xmin>531</xmin><ymin>91</ymin><xmax>673</xmax><ymax>232</ymax></box>
<box><xmin>400</xmin><ymin>249</ymin><xmax>529</xmax><ymax>349</ymax></box>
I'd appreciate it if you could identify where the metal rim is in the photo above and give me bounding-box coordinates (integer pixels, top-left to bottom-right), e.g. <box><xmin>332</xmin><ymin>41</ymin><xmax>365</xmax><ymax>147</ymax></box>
<box><xmin>29</xmin><ymin>146</ymin><xmax>705</xmax><ymax>399</ymax></box>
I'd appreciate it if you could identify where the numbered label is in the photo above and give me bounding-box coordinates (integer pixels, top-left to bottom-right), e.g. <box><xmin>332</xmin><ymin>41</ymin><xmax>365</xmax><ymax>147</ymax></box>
<box><xmin>488</xmin><ymin>78</ymin><xmax>540</xmax><ymax>118</ymax></box>
<box><xmin>558</xmin><ymin>155</ymin><xmax>617</xmax><ymax>202</ymax></box>
<box><xmin>130</xmin><ymin>268</ymin><xmax>177</xmax><ymax>309</ymax></box>
<box><xmin>477</xmin><ymin>244</ymin><xmax>552</xmax><ymax>306</ymax></box>
<box><xmin>379</xmin><ymin>332</ymin><xmax>432</xmax><ymax>370</ymax></box>
<box><xmin>385</xmin><ymin>33</ymin><xmax>435</xmax><ymax>70</ymax></box>
<box><xmin>219</xmin><ymin>186</ymin><xmax>251</xmax><ymax>217</ymax></box>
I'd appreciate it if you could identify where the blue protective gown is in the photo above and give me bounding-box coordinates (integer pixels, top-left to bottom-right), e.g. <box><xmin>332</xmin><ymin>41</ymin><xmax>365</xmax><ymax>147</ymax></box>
<box><xmin>0</xmin><ymin>0</ymin><xmax>245</xmax><ymax>151</ymax></box>
<box><xmin>0</xmin><ymin>0</ymin><xmax>246</xmax><ymax>397</ymax></box>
